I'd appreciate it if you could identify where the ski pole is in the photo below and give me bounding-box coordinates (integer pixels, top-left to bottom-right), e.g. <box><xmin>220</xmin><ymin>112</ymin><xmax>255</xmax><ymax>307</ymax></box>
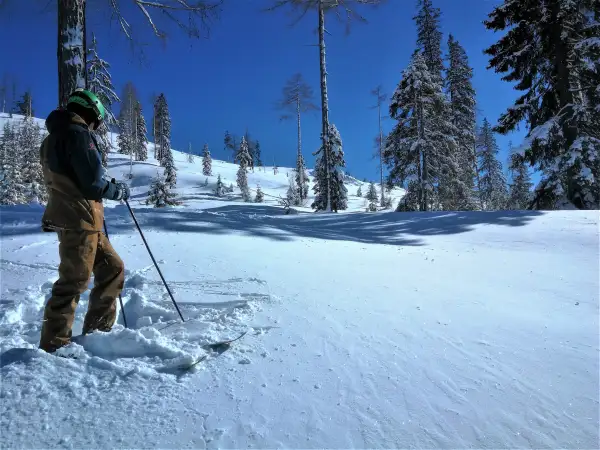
<box><xmin>103</xmin><ymin>219</ymin><xmax>128</xmax><ymax>329</ymax></box>
<box><xmin>124</xmin><ymin>199</ymin><xmax>185</xmax><ymax>322</ymax></box>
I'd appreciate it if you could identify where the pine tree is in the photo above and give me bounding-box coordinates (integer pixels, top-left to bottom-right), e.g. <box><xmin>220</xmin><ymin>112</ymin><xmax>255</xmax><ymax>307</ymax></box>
<box><xmin>0</xmin><ymin>121</ymin><xmax>25</xmax><ymax>205</ymax></box>
<box><xmin>477</xmin><ymin>118</ymin><xmax>507</xmax><ymax>210</ymax></box>
<box><xmin>154</xmin><ymin>93</ymin><xmax>171</xmax><ymax>165</ymax></box>
<box><xmin>134</xmin><ymin>101</ymin><xmax>148</xmax><ymax>161</ymax></box>
<box><xmin>287</xmin><ymin>174</ymin><xmax>300</xmax><ymax>206</ymax></box>
<box><xmin>295</xmin><ymin>152</ymin><xmax>309</xmax><ymax>203</ymax></box>
<box><xmin>214</xmin><ymin>174</ymin><xmax>225</xmax><ymax>197</ymax></box>
<box><xmin>146</xmin><ymin>173</ymin><xmax>180</xmax><ymax>207</ymax></box>
<box><xmin>87</xmin><ymin>33</ymin><xmax>120</xmax><ymax>167</ymax></box>
<box><xmin>312</xmin><ymin>123</ymin><xmax>347</xmax><ymax>212</ymax></box>
<box><xmin>187</xmin><ymin>143</ymin><xmax>194</xmax><ymax>163</ymax></box>
<box><xmin>236</xmin><ymin>137</ymin><xmax>251</xmax><ymax>201</ymax></box>
<box><xmin>15</xmin><ymin>91</ymin><xmax>34</xmax><ymax>117</ymax></box>
<box><xmin>162</xmin><ymin>148</ymin><xmax>177</xmax><ymax>188</ymax></box>
<box><xmin>446</xmin><ymin>34</ymin><xmax>477</xmax><ymax>209</ymax></box>
<box><xmin>508</xmin><ymin>155</ymin><xmax>533</xmax><ymax>210</ymax></box>
<box><xmin>384</xmin><ymin>51</ymin><xmax>457</xmax><ymax>211</ymax></box>
<box><xmin>366</xmin><ymin>182</ymin><xmax>378</xmax><ymax>211</ymax></box>
<box><xmin>255</xmin><ymin>185</ymin><xmax>264</xmax><ymax>203</ymax></box>
<box><xmin>255</xmin><ymin>140</ymin><xmax>263</xmax><ymax>168</ymax></box>
<box><xmin>117</xmin><ymin>115</ymin><xmax>132</xmax><ymax>156</ymax></box>
<box><xmin>484</xmin><ymin>0</ymin><xmax>599</xmax><ymax>209</ymax></box>
<box><xmin>202</xmin><ymin>143</ymin><xmax>212</xmax><ymax>176</ymax></box>
<box><xmin>357</xmin><ymin>185</ymin><xmax>362</xmax><ymax>197</ymax></box>
<box><xmin>19</xmin><ymin>117</ymin><xmax>47</xmax><ymax>204</ymax></box>
<box><xmin>415</xmin><ymin>0</ymin><xmax>444</xmax><ymax>84</ymax></box>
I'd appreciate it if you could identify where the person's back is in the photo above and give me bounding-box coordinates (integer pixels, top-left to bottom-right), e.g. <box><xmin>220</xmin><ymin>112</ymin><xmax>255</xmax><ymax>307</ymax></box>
<box><xmin>39</xmin><ymin>89</ymin><xmax>130</xmax><ymax>353</ymax></box>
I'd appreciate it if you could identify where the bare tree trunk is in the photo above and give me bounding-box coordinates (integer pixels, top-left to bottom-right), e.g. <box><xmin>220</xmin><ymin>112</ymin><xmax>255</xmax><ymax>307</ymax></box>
<box><xmin>318</xmin><ymin>0</ymin><xmax>332</xmax><ymax>212</ymax></box>
<box><xmin>58</xmin><ymin>0</ymin><xmax>87</xmax><ymax>108</ymax></box>
<box><xmin>417</xmin><ymin>100</ymin><xmax>428</xmax><ymax>211</ymax></box>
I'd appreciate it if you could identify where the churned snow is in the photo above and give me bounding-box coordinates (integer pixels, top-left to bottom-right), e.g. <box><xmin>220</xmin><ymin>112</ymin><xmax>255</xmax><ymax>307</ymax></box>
<box><xmin>0</xmin><ymin>121</ymin><xmax>598</xmax><ymax>449</ymax></box>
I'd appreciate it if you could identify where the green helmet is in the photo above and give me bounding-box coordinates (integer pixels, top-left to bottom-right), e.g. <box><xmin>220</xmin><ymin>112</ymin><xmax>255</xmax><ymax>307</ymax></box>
<box><xmin>67</xmin><ymin>88</ymin><xmax>105</xmax><ymax>126</ymax></box>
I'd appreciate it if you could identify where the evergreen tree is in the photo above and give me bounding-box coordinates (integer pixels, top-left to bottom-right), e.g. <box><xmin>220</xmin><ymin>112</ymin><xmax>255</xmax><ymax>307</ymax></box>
<box><xmin>366</xmin><ymin>182</ymin><xmax>378</xmax><ymax>211</ymax></box>
<box><xmin>0</xmin><ymin>121</ymin><xmax>25</xmax><ymax>205</ymax></box>
<box><xmin>214</xmin><ymin>174</ymin><xmax>225</xmax><ymax>197</ymax></box>
<box><xmin>477</xmin><ymin>118</ymin><xmax>508</xmax><ymax>210</ymax></box>
<box><xmin>295</xmin><ymin>152</ymin><xmax>309</xmax><ymax>203</ymax></box>
<box><xmin>15</xmin><ymin>91</ymin><xmax>34</xmax><ymax>117</ymax></box>
<box><xmin>236</xmin><ymin>137</ymin><xmax>251</xmax><ymax>201</ymax></box>
<box><xmin>357</xmin><ymin>185</ymin><xmax>362</xmax><ymax>197</ymax></box>
<box><xmin>508</xmin><ymin>155</ymin><xmax>533</xmax><ymax>210</ymax></box>
<box><xmin>187</xmin><ymin>143</ymin><xmax>194</xmax><ymax>163</ymax></box>
<box><xmin>255</xmin><ymin>185</ymin><xmax>264</xmax><ymax>203</ymax></box>
<box><xmin>116</xmin><ymin>115</ymin><xmax>132</xmax><ymax>156</ymax></box>
<box><xmin>162</xmin><ymin>148</ymin><xmax>177</xmax><ymax>188</ymax></box>
<box><xmin>87</xmin><ymin>33</ymin><xmax>120</xmax><ymax>167</ymax></box>
<box><xmin>484</xmin><ymin>0</ymin><xmax>599</xmax><ymax>209</ymax></box>
<box><xmin>312</xmin><ymin>123</ymin><xmax>347</xmax><ymax>212</ymax></box>
<box><xmin>202</xmin><ymin>143</ymin><xmax>212</xmax><ymax>176</ymax></box>
<box><xmin>255</xmin><ymin>140</ymin><xmax>263</xmax><ymax>168</ymax></box>
<box><xmin>384</xmin><ymin>52</ymin><xmax>458</xmax><ymax>211</ymax></box>
<box><xmin>134</xmin><ymin>101</ymin><xmax>148</xmax><ymax>161</ymax></box>
<box><xmin>146</xmin><ymin>173</ymin><xmax>180</xmax><ymax>207</ymax></box>
<box><xmin>19</xmin><ymin>117</ymin><xmax>47</xmax><ymax>204</ymax></box>
<box><xmin>415</xmin><ymin>0</ymin><xmax>444</xmax><ymax>84</ymax></box>
<box><xmin>287</xmin><ymin>175</ymin><xmax>300</xmax><ymax>206</ymax></box>
<box><xmin>154</xmin><ymin>93</ymin><xmax>171</xmax><ymax>165</ymax></box>
<box><xmin>446</xmin><ymin>34</ymin><xmax>477</xmax><ymax>208</ymax></box>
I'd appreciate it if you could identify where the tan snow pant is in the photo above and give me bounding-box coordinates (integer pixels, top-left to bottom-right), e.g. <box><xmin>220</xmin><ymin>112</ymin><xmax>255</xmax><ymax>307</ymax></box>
<box><xmin>39</xmin><ymin>230</ymin><xmax>124</xmax><ymax>353</ymax></box>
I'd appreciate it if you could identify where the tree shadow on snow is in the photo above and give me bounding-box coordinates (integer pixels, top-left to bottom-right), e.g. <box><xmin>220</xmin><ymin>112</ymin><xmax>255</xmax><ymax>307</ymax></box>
<box><xmin>0</xmin><ymin>203</ymin><xmax>545</xmax><ymax>247</ymax></box>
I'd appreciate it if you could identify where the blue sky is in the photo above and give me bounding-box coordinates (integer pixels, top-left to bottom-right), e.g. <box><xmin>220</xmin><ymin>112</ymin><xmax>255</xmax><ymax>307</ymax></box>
<box><xmin>0</xmin><ymin>0</ymin><xmax>527</xmax><ymax>183</ymax></box>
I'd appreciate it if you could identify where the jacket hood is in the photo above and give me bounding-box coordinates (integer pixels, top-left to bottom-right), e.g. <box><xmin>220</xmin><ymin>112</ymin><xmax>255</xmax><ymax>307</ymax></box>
<box><xmin>45</xmin><ymin>109</ymin><xmax>87</xmax><ymax>134</ymax></box>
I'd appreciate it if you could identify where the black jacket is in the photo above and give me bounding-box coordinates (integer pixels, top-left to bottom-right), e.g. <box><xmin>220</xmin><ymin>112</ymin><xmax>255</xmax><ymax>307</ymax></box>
<box><xmin>44</xmin><ymin>109</ymin><xmax>117</xmax><ymax>201</ymax></box>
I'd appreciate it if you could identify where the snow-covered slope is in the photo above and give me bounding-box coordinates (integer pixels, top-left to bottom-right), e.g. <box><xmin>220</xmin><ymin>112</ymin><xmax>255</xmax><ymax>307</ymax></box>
<box><xmin>1</xmin><ymin>120</ymin><xmax>598</xmax><ymax>449</ymax></box>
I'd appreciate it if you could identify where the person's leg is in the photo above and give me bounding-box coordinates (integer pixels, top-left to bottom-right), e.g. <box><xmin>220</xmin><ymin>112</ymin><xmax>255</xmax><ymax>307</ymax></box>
<box><xmin>83</xmin><ymin>232</ymin><xmax>124</xmax><ymax>334</ymax></box>
<box><xmin>40</xmin><ymin>231</ymin><xmax>98</xmax><ymax>352</ymax></box>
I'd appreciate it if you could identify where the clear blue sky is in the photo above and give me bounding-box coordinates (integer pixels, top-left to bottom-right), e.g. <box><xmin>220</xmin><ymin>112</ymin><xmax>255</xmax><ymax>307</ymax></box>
<box><xmin>0</xmin><ymin>0</ymin><xmax>527</xmax><ymax>183</ymax></box>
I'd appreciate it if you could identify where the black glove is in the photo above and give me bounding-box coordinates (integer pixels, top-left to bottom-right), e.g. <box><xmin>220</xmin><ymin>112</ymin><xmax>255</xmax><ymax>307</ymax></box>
<box><xmin>111</xmin><ymin>178</ymin><xmax>130</xmax><ymax>201</ymax></box>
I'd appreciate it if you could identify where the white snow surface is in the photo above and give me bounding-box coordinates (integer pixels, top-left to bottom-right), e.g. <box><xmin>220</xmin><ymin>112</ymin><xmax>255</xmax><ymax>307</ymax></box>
<box><xmin>1</xmin><ymin>123</ymin><xmax>599</xmax><ymax>448</ymax></box>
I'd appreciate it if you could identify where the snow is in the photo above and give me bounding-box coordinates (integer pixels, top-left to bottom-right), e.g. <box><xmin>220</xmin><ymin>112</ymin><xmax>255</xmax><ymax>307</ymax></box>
<box><xmin>1</xmin><ymin>116</ymin><xmax>599</xmax><ymax>448</ymax></box>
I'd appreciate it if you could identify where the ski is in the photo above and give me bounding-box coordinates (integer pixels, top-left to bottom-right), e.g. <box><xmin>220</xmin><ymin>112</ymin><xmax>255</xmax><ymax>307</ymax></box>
<box><xmin>178</xmin><ymin>330</ymin><xmax>249</xmax><ymax>371</ymax></box>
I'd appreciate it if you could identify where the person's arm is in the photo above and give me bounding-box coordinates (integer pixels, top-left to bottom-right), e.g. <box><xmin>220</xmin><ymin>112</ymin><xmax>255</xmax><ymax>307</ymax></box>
<box><xmin>67</xmin><ymin>129</ymin><xmax>118</xmax><ymax>201</ymax></box>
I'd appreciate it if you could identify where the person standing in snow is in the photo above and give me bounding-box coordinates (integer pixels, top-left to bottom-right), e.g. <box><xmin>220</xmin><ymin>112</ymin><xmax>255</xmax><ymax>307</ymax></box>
<box><xmin>38</xmin><ymin>89</ymin><xmax>130</xmax><ymax>353</ymax></box>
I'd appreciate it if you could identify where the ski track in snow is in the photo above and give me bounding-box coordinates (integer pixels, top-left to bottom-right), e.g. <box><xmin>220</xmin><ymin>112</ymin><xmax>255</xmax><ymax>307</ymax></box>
<box><xmin>0</xmin><ymin>132</ymin><xmax>598</xmax><ymax>448</ymax></box>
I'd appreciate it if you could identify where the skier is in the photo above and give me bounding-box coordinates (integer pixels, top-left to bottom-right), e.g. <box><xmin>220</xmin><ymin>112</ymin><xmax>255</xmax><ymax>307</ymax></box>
<box><xmin>38</xmin><ymin>88</ymin><xmax>130</xmax><ymax>353</ymax></box>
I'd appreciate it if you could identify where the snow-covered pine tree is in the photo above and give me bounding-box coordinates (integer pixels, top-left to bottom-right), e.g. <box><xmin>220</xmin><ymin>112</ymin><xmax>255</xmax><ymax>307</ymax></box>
<box><xmin>484</xmin><ymin>0</ymin><xmax>599</xmax><ymax>209</ymax></box>
<box><xmin>214</xmin><ymin>174</ymin><xmax>225</xmax><ymax>197</ymax></box>
<box><xmin>204</xmin><ymin>177</ymin><xmax>209</xmax><ymax>187</ymax></box>
<box><xmin>255</xmin><ymin>141</ymin><xmax>263</xmax><ymax>168</ymax></box>
<box><xmin>446</xmin><ymin>34</ymin><xmax>477</xmax><ymax>209</ymax></box>
<box><xmin>154</xmin><ymin>93</ymin><xmax>171</xmax><ymax>165</ymax></box>
<box><xmin>477</xmin><ymin>118</ymin><xmax>507</xmax><ymax>210</ymax></box>
<box><xmin>18</xmin><ymin>117</ymin><xmax>47</xmax><ymax>204</ymax></box>
<box><xmin>15</xmin><ymin>91</ymin><xmax>34</xmax><ymax>117</ymax></box>
<box><xmin>134</xmin><ymin>101</ymin><xmax>148</xmax><ymax>161</ymax></box>
<box><xmin>312</xmin><ymin>123</ymin><xmax>347</xmax><ymax>212</ymax></box>
<box><xmin>384</xmin><ymin>51</ymin><xmax>457</xmax><ymax>211</ymax></box>
<box><xmin>366</xmin><ymin>182</ymin><xmax>378</xmax><ymax>211</ymax></box>
<box><xmin>228</xmin><ymin>183</ymin><xmax>235</xmax><ymax>193</ymax></box>
<box><xmin>357</xmin><ymin>185</ymin><xmax>362</xmax><ymax>197</ymax></box>
<box><xmin>507</xmin><ymin>154</ymin><xmax>533</xmax><ymax>210</ymax></box>
<box><xmin>162</xmin><ymin>147</ymin><xmax>177</xmax><ymax>188</ymax></box>
<box><xmin>0</xmin><ymin>121</ymin><xmax>26</xmax><ymax>205</ymax></box>
<box><xmin>116</xmin><ymin>115</ymin><xmax>132</xmax><ymax>156</ymax></box>
<box><xmin>277</xmin><ymin>73</ymin><xmax>318</xmax><ymax>204</ymax></box>
<box><xmin>236</xmin><ymin>137</ymin><xmax>251</xmax><ymax>202</ymax></box>
<box><xmin>287</xmin><ymin>174</ymin><xmax>300</xmax><ymax>206</ymax></box>
<box><xmin>87</xmin><ymin>33</ymin><xmax>120</xmax><ymax>166</ymax></box>
<box><xmin>255</xmin><ymin>185</ymin><xmax>264</xmax><ymax>203</ymax></box>
<box><xmin>187</xmin><ymin>143</ymin><xmax>194</xmax><ymax>163</ymax></box>
<box><xmin>146</xmin><ymin>172</ymin><xmax>180</xmax><ymax>207</ymax></box>
<box><xmin>202</xmin><ymin>143</ymin><xmax>212</xmax><ymax>176</ymax></box>
<box><xmin>415</xmin><ymin>0</ymin><xmax>444</xmax><ymax>84</ymax></box>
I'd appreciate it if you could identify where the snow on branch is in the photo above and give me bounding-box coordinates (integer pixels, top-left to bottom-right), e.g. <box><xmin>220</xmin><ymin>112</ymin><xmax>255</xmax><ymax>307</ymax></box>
<box><xmin>109</xmin><ymin>0</ymin><xmax>222</xmax><ymax>40</ymax></box>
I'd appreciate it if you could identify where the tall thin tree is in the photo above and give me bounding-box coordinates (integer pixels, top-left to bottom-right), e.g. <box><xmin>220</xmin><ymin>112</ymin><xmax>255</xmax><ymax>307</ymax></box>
<box><xmin>370</xmin><ymin>85</ymin><xmax>387</xmax><ymax>207</ymax></box>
